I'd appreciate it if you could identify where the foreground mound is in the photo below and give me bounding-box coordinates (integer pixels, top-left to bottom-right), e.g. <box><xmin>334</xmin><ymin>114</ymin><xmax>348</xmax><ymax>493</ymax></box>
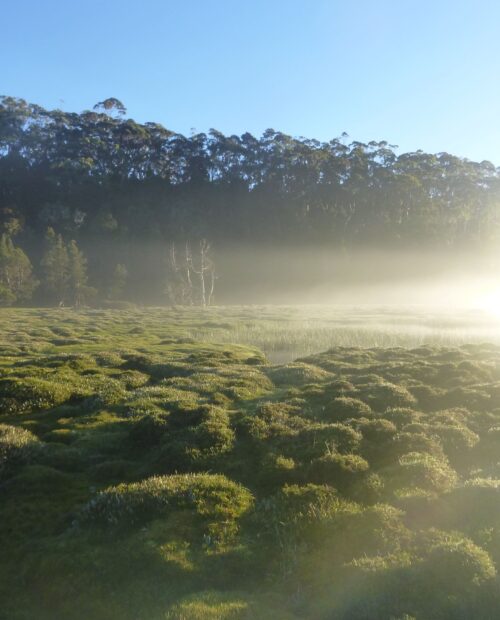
<box><xmin>3</xmin><ymin>336</ymin><xmax>500</xmax><ymax>619</ymax></box>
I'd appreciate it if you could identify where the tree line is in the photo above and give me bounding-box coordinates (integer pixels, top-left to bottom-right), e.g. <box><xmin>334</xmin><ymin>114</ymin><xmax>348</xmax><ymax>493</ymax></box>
<box><xmin>0</xmin><ymin>228</ymin><xmax>93</xmax><ymax>307</ymax></box>
<box><xmin>1</xmin><ymin>95</ymin><xmax>500</xmax><ymax>304</ymax></box>
<box><xmin>0</xmin><ymin>227</ymin><xmax>217</xmax><ymax>307</ymax></box>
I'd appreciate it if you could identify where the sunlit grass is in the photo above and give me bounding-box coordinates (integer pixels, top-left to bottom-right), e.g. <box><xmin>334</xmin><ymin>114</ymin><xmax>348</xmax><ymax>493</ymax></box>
<box><xmin>2</xmin><ymin>305</ymin><xmax>500</xmax><ymax>365</ymax></box>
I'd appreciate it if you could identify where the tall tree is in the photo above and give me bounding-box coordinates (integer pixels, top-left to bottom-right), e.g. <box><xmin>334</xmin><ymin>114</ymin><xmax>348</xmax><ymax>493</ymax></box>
<box><xmin>0</xmin><ymin>233</ymin><xmax>37</xmax><ymax>305</ymax></box>
<box><xmin>67</xmin><ymin>240</ymin><xmax>92</xmax><ymax>307</ymax></box>
<box><xmin>107</xmin><ymin>263</ymin><xmax>128</xmax><ymax>300</ymax></box>
<box><xmin>41</xmin><ymin>227</ymin><xmax>69</xmax><ymax>305</ymax></box>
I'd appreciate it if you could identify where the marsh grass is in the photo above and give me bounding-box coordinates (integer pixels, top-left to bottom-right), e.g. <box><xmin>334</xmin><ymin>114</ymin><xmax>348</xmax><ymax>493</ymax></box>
<box><xmin>2</xmin><ymin>305</ymin><xmax>500</xmax><ymax>366</ymax></box>
<box><xmin>2</xmin><ymin>306</ymin><xmax>500</xmax><ymax>618</ymax></box>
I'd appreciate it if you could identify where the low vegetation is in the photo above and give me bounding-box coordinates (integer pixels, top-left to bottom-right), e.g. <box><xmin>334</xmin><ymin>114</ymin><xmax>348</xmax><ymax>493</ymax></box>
<box><xmin>3</xmin><ymin>307</ymin><xmax>500</xmax><ymax>618</ymax></box>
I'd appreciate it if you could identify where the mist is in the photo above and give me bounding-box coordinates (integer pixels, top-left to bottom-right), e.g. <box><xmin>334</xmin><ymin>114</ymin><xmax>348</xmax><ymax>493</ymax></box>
<box><xmin>203</xmin><ymin>245</ymin><xmax>500</xmax><ymax>308</ymax></box>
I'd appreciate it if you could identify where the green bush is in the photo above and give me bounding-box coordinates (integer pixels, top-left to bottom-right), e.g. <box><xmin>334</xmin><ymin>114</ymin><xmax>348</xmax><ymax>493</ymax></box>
<box><xmin>432</xmin><ymin>423</ymin><xmax>479</xmax><ymax>459</ymax></box>
<box><xmin>443</xmin><ymin>478</ymin><xmax>500</xmax><ymax>528</ymax></box>
<box><xmin>441</xmin><ymin>386</ymin><xmax>491</xmax><ymax>411</ymax></box>
<box><xmin>361</xmin><ymin>382</ymin><xmax>416</xmax><ymax>412</ymax></box>
<box><xmin>239</xmin><ymin>401</ymin><xmax>307</xmax><ymax>441</ymax></box>
<box><xmin>164</xmin><ymin>590</ymin><xmax>249</xmax><ymax>619</ymax></box>
<box><xmin>385</xmin><ymin>452</ymin><xmax>458</xmax><ymax>494</ymax></box>
<box><xmin>324</xmin><ymin>397</ymin><xmax>372</xmax><ymax>422</ymax></box>
<box><xmin>418</xmin><ymin>530</ymin><xmax>496</xmax><ymax>591</ymax></box>
<box><xmin>357</xmin><ymin>418</ymin><xmax>397</xmax><ymax>465</ymax></box>
<box><xmin>389</xmin><ymin>432</ymin><xmax>446</xmax><ymax>461</ymax></box>
<box><xmin>324</xmin><ymin>379</ymin><xmax>358</xmax><ymax>396</ymax></box>
<box><xmin>408</xmin><ymin>384</ymin><xmax>446</xmax><ymax>411</ymax></box>
<box><xmin>157</xmin><ymin>407</ymin><xmax>235</xmax><ymax>470</ymax></box>
<box><xmin>0</xmin><ymin>423</ymin><xmax>42</xmax><ymax>477</ymax></box>
<box><xmin>309</xmin><ymin>452</ymin><xmax>369</xmax><ymax>490</ymax></box>
<box><xmin>129</xmin><ymin>411</ymin><xmax>170</xmax><ymax>447</ymax></box>
<box><xmin>255</xmin><ymin>483</ymin><xmax>359</xmax><ymax>550</ymax></box>
<box><xmin>187</xmin><ymin>407</ymin><xmax>235</xmax><ymax>457</ymax></box>
<box><xmin>298</xmin><ymin>423</ymin><xmax>363</xmax><ymax>455</ymax></box>
<box><xmin>384</xmin><ymin>407</ymin><xmax>422</xmax><ymax>428</ymax></box>
<box><xmin>81</xmin><ymin>473</ymin><xmax>254</xmax><ymax>540</ymax></box>
<box><xmin>0</xmin><ymin>377</ymin><xmax>73</xmax><ymax>413</ymax></box>
<box><xmin>266</xmin><ymin>362</ymin><xmax>333</xmax><ymax>386</ymax></box>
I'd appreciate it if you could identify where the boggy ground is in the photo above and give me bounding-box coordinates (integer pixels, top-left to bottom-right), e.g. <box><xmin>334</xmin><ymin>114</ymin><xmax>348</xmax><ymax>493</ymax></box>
<box><xmin>2</xmin><ymin>308</ymin><xmax>500</xmax><ymax>619</ymax></box>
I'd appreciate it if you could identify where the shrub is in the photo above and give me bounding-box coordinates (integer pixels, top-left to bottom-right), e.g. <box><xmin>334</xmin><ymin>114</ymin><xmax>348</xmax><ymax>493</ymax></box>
<box><xmin>188</xmin><ymin>407</ymin><xmax>235</xmax><ymax>457</ymax></box>
<box><xmin>341</xmin><ymin>504</ymin><xmax>410</xmax><ymax>558</ymax></box>
<box><xmin>129</xmin><ymin>412</ymin><xmax>170</xmax><ymax>447</ymax></box>
<box><xmin>384</xmin><ymin>407</ymin><xmax>421</xmax><ymax>428</ymax></box>
<box><xmin>239</xmin><ymin>402</ymin><xmax>307</xmax><ymax>441</ymax></box>
<box><xmin>81</xmin><ymin>378</ymin><xmax>127</xmax><ymax>410</ymax></box>
<box><xmin>164</xmin><ymin>590</ymin><xmax>248</xmax><ymax>619</ymax></box>
<box><xmin>432</xmin><ymin>423</ymin><xmax>479</xmax><ymax>458</ymax></box>
<box><xmin>385</xmin><ymin>452</ymin><xmax>458</xmax><ymax>494</ymax></box>
<box><xmin>266</xmin><ymin>362</ymin><xmax>333</xmax><ymax>386</ymax></box>
<box><xmin>0</xmin><ymin>377</ymin><xmax>73</xmax><ymax>413</ymax></box>
<box><xmin>389</xmin><ymin>432</ymin><xmax>446</xmax><ymax>461</ymax></box>
<box><xmin>418</xmin><ymin>531</ymin><xmax>496</xmax><ymax>591</ymax></box>
<box><xmin>116</xmin><ymin>370</ymin><xmax>150</xmax><ymax>389</ymax></box>
<box><xmin>324</xmin><ymin>379</ymin><xmax>357</xmax><ymax>396</ymax></box>
<box><xmin>408</xmin><ymin>384</ymin><xmax>445</xmax><ymax>411</ymax></box>
<box><xmin>300</xmin><ymin>423</ymin><xmax>363</xmax><ymax>455</ymax></box>
<box><xmin>0</xmin><ymin>423</ymin><xmax>42</xmax><ymax>477</ymax></box>
<box><xmin>444</xmin><ymin>478</ymin><xmax>500</xmax><ymax>528</ymax></box>
<box><xmin>256</xmin><ymin>483</ymin><xmax>359</xmax><ymax>549</ymax></box>
<box><xmin>308</xmin><ymin>503</ymin><xmax>410</xmax><ymax>573</ymax></box>
<box><xmin>158</xmin><ymin>407</ymin><xmax>235</xmax><ymax>469</ymax></box>
<box><xmin>432</xmin><ymin>407</ymin><xmax>470</xmax><ymax>425</ymax></box>
<box><xmin>324</xmin><ymin>397</ymin><xmax>372</xmax><ymax>422</ymax></box>
<box><xmin>352</xmin><ymin>472</ymin><xmax>385</xmax><ymax>504</ymax></box>
<box><xmin>441</xmin><ymin>387</ymin><xmax>491</xmax><ymax>411</ymax></box>
<box><xmin>81</xmin><ymin>473</ymin><xmax>253</xmax><ymax>541</ymax></box>
<box><xmin>258</xmin><ymin>452</ymin><xmax>297</xmax><ymax>488</ymax></box>
<box><xmin>357</xmin><ymin>418</ymin><xmax>397</xmax><ymax>465</ymax></box>
<box><xmin>309</xmin><ymin>452</ymin><xmax>369</xmax><ymax>490</ymax></box>
<box><xmin>89</xmin><ymin>459</ymin><xmax>138</xmax><ymax>482</ymax></box>
<box><xmin>360</xmin><ymin>382</ymin><xmax>416</xmax><ymax>412</ymax></box>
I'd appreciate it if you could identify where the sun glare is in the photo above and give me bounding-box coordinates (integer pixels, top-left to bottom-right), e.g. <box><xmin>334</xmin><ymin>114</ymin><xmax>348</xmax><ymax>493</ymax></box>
<box><xmin>475</xmin><ymin>287</ymin><xmax>500</xmax><ymax>317</ymax></box>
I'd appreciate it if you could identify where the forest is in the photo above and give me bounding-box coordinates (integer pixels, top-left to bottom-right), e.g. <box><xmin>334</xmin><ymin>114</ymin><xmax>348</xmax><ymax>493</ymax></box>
<box><xmin>1</xmin><ymin>95</ymin><xmax>500</xmax><ymax>305</ymax></box>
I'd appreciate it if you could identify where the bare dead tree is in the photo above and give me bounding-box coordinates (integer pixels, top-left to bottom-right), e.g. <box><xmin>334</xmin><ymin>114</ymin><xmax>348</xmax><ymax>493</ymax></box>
<box><xmin>165</xmin><ymin>242</ymin><xmax>192</xmax><ymax>304</ymax></box>
<box><xmin>208</xmin><ymin>262</ymin><xmax>217</xmax><ymax>306</ymax></box>
<box><xmin>187</xmin><ymin>239</ymin><xmax>216</xmax><ymax>307</ymax></box>
<box><xmin>165</xmin><ymin>239</ymin><xmax>217</xmax><ymax>306</ymax></box>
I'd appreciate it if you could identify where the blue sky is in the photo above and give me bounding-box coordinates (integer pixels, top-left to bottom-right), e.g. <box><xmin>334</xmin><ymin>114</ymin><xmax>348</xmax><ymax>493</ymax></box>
<box><xmin>3</xmin><ymin>0</ymin><xmax>500</xmax><ymax>163</ymax></box>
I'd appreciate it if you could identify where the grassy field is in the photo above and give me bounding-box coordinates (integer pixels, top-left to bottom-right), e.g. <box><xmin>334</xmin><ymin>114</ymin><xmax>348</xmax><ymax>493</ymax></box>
<box><xmin>2</xmin><ymin>306</ymin><xmax>500</xmax><ymax>619</ymax></box>
<box><xmin>2</xmin><ymin>305</ymin><xmax>500</xmax><ymax>361</ymax></box>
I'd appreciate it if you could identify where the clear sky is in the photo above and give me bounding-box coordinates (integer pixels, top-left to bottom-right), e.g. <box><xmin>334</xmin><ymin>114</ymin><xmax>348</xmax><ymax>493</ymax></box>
<box><xmin>3</xmin><ymin>0</ymin><xmax>500</xmax><ymax>164</ymax></box>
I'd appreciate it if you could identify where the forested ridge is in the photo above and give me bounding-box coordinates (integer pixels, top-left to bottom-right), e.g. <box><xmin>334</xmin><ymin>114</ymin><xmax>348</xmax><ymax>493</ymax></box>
<box><xmin>1</xmin><ymin>95</ymin><xmax>500</xmax><ymax>304</ymax></box>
